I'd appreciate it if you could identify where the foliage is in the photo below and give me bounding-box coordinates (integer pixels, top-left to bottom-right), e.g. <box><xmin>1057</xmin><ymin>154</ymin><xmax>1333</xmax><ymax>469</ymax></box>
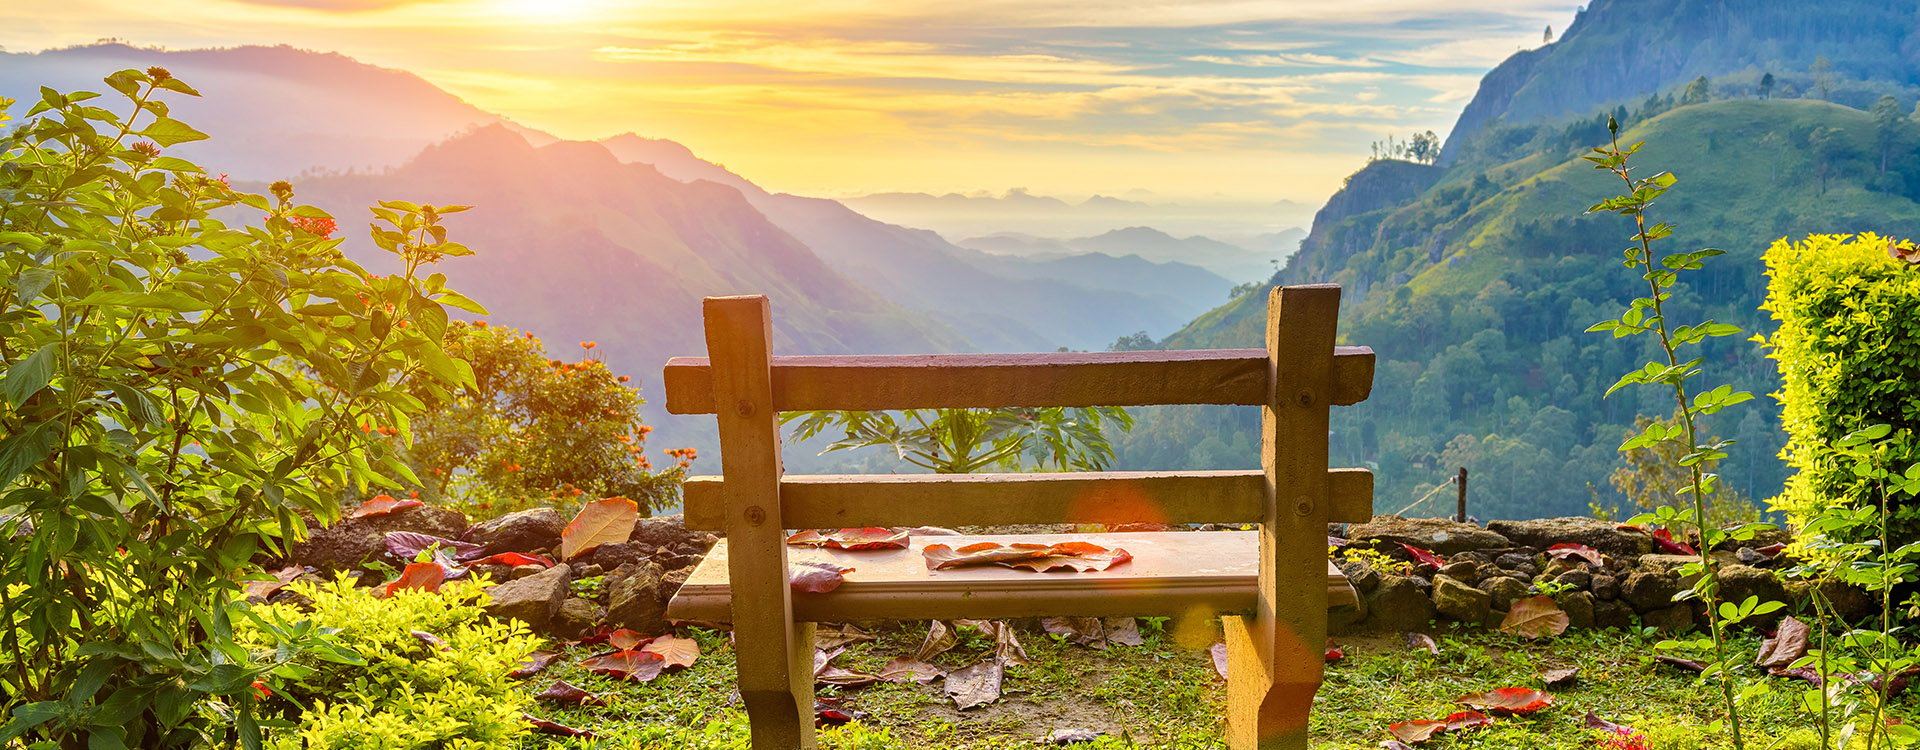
<box><xmin>1610</xmin><ymin>411</ymin><xmax>1765</xmax><ymax>527</ymax></box>
<box><xmin>240</xmin><ymin>578</ymin><xmax>544</xmax><ymax>749</ymax></box>
<box><xmin>0</xmin><ymin>70</ymin><xmax>478</xmax><ymax>747</ymax></box>
<box><xmin>1761</xmin><ymin>233</ymin><xmax>1920</xmax><ymax>545</ymax></box>
<box><xmin>405</xmin><ymin>321</ymin><xmax>689</xmax><ymax>518</ymax></box>
<box><xmin>1371</xmin><ymin>131</ymin><xmax>1441</xmax><ymax>165</ymax></box>
<box><xmin>784</xmin><ymin>407</ymin><xmax>1133</xmax><ymax>474</ymax></box>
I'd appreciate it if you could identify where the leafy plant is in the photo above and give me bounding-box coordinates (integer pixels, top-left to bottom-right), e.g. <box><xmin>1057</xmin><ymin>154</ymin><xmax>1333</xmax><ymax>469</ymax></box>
<box><xmin>784</xmin><ymin>407</ymin><xmax>1133</xmax><ymax>474</ymax></box>
<box><xmin>406</xmin><ymin>321</ymin><xmax>689</xmax><ymax>517</ymax></box>
<box><xmin>1584</xmin><ymin>117</ymin><xmax>1775</xmax><ymax>749</ymax></box>
<box><xmin>0</xmin><ymin>70</ymin><xmax>478</xmax><ymax>747</ymax></box>
<box><xmin>1611</xmin><ymin>411</ymin><xmax>1766</xmax><ymax>527</ymax></box>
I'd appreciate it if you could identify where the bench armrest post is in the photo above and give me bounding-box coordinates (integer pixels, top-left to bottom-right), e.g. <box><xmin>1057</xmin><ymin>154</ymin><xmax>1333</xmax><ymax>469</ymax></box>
<box><xmin>704</xmin><ymin>296</ymin><xmax>817</xmax><ymax>749</ymax></box>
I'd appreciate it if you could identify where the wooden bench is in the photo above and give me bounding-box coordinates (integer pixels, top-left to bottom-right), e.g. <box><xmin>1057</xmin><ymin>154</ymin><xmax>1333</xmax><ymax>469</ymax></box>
<box><xmin>660</xmin><ymin>285</ymin><xmax>1375</xmax><ymax>749</ymax></box>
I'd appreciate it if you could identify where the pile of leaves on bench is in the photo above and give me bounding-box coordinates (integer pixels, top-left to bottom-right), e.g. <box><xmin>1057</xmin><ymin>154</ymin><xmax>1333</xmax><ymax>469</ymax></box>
<box><xmin>783</xmin><ymin>527</ymin><xmax>1133</xmax><ymax>593</ymax></box>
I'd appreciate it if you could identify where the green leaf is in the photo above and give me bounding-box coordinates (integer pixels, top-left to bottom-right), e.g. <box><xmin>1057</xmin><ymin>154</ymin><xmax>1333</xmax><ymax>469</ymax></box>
<box><xmin>3</xmin><ymin>343</ymin><xmax>57</xmax><ymax>407</ymax></box>
<box><xmin>75</xmin><ymin>291</ymin><xmax>208</xmax><ymax>311</ymax></box>
<box><xmin>107</xmin><ymin>382</ymin><xmax>165</xmax><ymax>428</ymax></box>
<box><xmin>138</xmin><ymin>117</ymin><xmax>209</xmax><ymax>147</ymax></box>
<box><xmin>0</xmin><ymin>702</ymin><xmax>65</xmax><ymax>741</ymax></box>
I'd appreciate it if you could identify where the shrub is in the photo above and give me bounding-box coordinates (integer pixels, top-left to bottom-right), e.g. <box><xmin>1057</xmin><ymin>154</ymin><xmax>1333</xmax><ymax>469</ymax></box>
<box><xmin>1761</xmin><ymin>233</ymin><xmax>1920</xmax><ymax>541</ymax></box>
<box><xmin>0</xmin><ymin>70</ymin><xmax>479</xmax><ymax>746</ymax></box>
<box><xmin>241</xmin><ymin>579</ymin><xmax>543</xmax><ymax>749</ymax></box>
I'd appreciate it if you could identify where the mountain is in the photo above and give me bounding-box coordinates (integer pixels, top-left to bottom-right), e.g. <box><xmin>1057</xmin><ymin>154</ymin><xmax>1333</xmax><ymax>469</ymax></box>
<box><xmin>841</xmin><ymin>189</ymin><xmax>1315</xmax><ymax>253</ymax></box>
<box><xmin>1135</xmin><ymin>0</ymin><xmax>1920</xmax><ymax>520</ymax></box>
<box><xmin>962</xmin><ymin>252</ymin><xmax>1234</xmax><ymax>326</ymax></box>
<box><xmin>959</xmin><ymin>226</ymin><xmax>1292</xmax><ymax>283</ymax></box>
<box><xmin>0</xmin><ymin>43</ymin><xmax>518</xmax><ymax>179</ymax></box>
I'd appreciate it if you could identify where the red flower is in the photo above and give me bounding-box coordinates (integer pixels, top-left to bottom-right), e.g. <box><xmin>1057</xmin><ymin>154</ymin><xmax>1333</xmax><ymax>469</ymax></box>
<box><xmin>249</xmin><ymin>680</ymin><xmax>272</xmax><ymax>700</ymax></box>
<box><xmin>287</xmin><ymin>215</ymin><xmax>337</xmax><ymax>239</ymax></box>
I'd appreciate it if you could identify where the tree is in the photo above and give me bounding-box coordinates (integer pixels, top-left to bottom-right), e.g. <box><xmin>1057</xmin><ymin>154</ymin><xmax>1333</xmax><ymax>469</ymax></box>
<box><xmin>1759</xmin><ymin>72</ymin><xmax>1775</xmax><ymax>99</ymax></box>
<box><xmin>1681</xmin><ymin>75</ymin><xmax>1711</xmax><ymax>106</ymax></box>
<box><xmin>784</xmin><ymin>407</ymin><xmax>1134</xmax><ymax>474</ymax></box>
<box><xmin>1609</xmin><ymin>413</ymin><xmax>1762</xmax><ymax>528</ymax></box>
<box><xmin>1408</xmin><ymin>131</ymin><xmax>1441</xmax><ymax>164</ymax></box>
<box><xmin>1812</xmin><ymin>55</ymin><xmax>1835</xmax><ymax>100</ymax></box>
<box><xmin>404</xmin><ymin>322</ymin><xmax>690</xmax><ymax>517</ymax></box>
<box><xmin>1872</xmin><ymin>94</ymin><xmax>1903</xmax><ymax>175</ymax></box>
<box><xmin>0</xmin><ymin>70</ymin><xmax>479</xmax><ymax>746</ymax></box>
<box><xmin>1543</xmin><ymin>25</ymin><xmax>1554</xmax><ymax>44</ymax></box>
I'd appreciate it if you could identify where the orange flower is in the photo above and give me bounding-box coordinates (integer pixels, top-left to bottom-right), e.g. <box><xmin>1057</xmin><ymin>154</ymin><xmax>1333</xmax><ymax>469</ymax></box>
<box><xmin>249</xmin><ymin>680</ymin><xmax>272</xmax><ymax>700</ymax></box>
<box><xmin>617</xmin><ymin>375</ymin><xmax>631</xmax><ymax>383</ymax></box>
<box><xmin>473</xmin><ymin>320</ymin><xmax>489</xmax><ymax>328</ymax></box>
<box><xmin>580</xmin><ymin>341</ymin><xmax>597</xmax><ymax>350</ymax></box>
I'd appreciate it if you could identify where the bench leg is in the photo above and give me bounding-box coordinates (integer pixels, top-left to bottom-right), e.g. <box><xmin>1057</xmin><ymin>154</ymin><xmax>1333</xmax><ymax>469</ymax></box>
<box><xmin>740</xmin><ymin>621</ymin><xmax>817</xmax><ymax>749</ymax></box>
<box><xmin>1222</xmin><ymin>615</ymin><xmax>1320</xmax><ymax>750</ymax></box>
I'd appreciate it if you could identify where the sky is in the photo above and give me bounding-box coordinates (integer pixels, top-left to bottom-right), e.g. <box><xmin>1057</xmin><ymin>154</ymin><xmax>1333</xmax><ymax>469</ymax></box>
<box><xmin>2</xmin><ymin>0</ymin><xmax>1577</xmax><ymax>204</ymax></box>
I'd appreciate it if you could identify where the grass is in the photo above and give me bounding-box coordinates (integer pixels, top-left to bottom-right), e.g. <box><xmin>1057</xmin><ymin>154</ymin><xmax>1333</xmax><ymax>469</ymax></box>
<box><xmin>514</xmin><ymin>621</ymin><xmax>1918</xmax><ymax>749</ymax></box>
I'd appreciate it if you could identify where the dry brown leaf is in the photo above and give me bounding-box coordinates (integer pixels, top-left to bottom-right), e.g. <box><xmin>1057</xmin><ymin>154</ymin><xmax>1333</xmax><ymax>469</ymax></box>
<box><xmin>916</xmin><ymin>620</ymin><xmax>957</xmax><ymax>662</ymax></box>
<box><xmin>814</xmin><ymin>623</ymin><xmax>875</xmax><ymax>651</ymax></box>
<box><xmin>561</xmin><ymin>497</ymin><xmax>638</xmax><ymax>560</ymax></box>
<box><xmin>641</xmin><ymin>634</ymin><xmax>700</xmax><ymax>670</ymax></box>
<box><xmin>243</xmin><ymin>566</ymin><xmax>307</xmax><ymax>602</ymax></box>
<box><xmin>945</xmin><ymin>659</ymin><xmax>1003</xmax><ymax>710</ymax></box>
<box><xmin>1499</xmin><ymin>596</ymin><xmax>1570</xmax><ymax>639</ymax></box>
<box><xmin>1209</xmin><ymin>642</ymin><xmax>1229</xmax><ymax>680</ymax></box>
<box><xmin>1103</xmin><ymin>617</ymin><xmax>1144</xmax><ymax>647</ymax></box>
<box><xmin>785</xmin><ymin>527</ymin><xmax>910</xmax><ymax>551</ymax></box>
<box><xmin>1757</xmin><ymin>616</ymin><xmax>1811</xmax><ymax>669</ymax></box>
<box><xmin>1041</xmin><ymin>616</ymin><xmax>1106</xmax><ymax>647</ymax></box>
<box><xmin>607</xmin><ymin>629</ymin><xmax>650</xmax><ymax>651</ymax></box>
<box><xmin>578</xmin><ymin>650</ymin><xmax>665</xmax><ymax>682</ymax></box>
<box><xmin>1540</xmin><ymin>667</ymin><xmax>1580</xmax><ymax>688</ymax></box>
<box><xmin>876</xmin><ymin>658</ymin><xmax>945</xmax><ymax>683</ymax></box>
<box><xmin>1404</xmin><ymin>632</ymin><xmax>1441</xmax><ymax>655</ymax></box>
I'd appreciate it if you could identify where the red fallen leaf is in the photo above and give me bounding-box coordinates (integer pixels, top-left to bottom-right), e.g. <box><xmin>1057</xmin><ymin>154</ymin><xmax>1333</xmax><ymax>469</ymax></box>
<box><xmin>579</xmin><ymin>649</ymin><xmax>666</xmax><ymax>682</ymax></box>
<box><xmin>1404</xmin><ymin>632</ymin><xmax>1441</xmax><ymax>655</ymax></box>
<box><xmin>925</xmin><ymin>541</ymin><xmax>1057</xmax><ymax>569</ymax></box>
<box><xmin>1770</xmin><ymin>666</ymin><xmax>1824</xmax><ymax>685</ymax></box>
<box><xmin>1443</xmin><ymin>710</ymin><xmax>1493</xmax><ymax>730</ymax></box>
<box><xmin>1545</xmin><ymin>543</ymin><xmax>1605</xmax><ymax>567</ymax></box>
<box><xmin>1654</xmin><ymin>655</ymin><xmax>1707</xmax><ymax>673</ymax></box>
<box><xmin>1650</xmin><ymin>527</ymin><xmax>1697</xmax><ymax>555</ymax></box>
<box><xmin>791</xmin><ymin>561</ymin><xmax>854</xmax><ymax>593</ymax></box>
<box><xmin>1397</xmin><ymin>543</ymin><xmax>1446</xmax><ymax>569</ymax></box>
<box><xmin>561</xmin><ymin>496</ymin><xmax>639</xmax><ymax>560</ymax></box>
<box><xmin>536</xmin><ymin>680</ymin><xmax>608</xmax><ymax>706</ymax></box>
<box><xmin>385</xmin><ymin>531</ymin><xmax>485</xmax><ymax>561</ymax></box>
<box><xmin>1585</xmin><ymin>711</ymin><xmax>1634</xmax><ymax>734</ymax></box>
<box><xmin>508</xmin><ymin>650</ymin><xmax>561</xmax><ymax>679</ymax></box>
<box><xmin>574</xmin><ymin>625</ymin><xmax>619</xmax><ymax>646</ymax></box>
<box><xmin>1499</xmin><ymin>596</ymin><xmax>1569</xmax><ymax>639</ymax></box>
<box><xmin>1210</xmin><ymin>642</ymin><xmax>1229</xmax><ymax>680</ymax></box>
<box><xmin>472</xmin><ymin>552</ymin><xmax>554</xmax><ymax>568</ymax></box>
<box><xmin>1325</xmin><ymin>644</ymin><xmax>1344</xmax><ymax>663</ymax></box>
<box><xmin>608</xmin><ymin>629</ymin><xmax>651</xmax><ymax>651</ymax></box>
<box><xmin>1005</xmin><ymin>542</ymin><xmax>1133</xmax><ymax>573</ymax></box>
<box><xmin>642</xmin><ymin>634</ymin><xmax>701</xmax><ymax>670</ymax></box>
<box><xmin>525</xmin><ymin>715</ymin><xmax>597</xmax><ymax>739</ymax></box>
<box><xmin>349</xmin><ymin>494</ymin><xmax>421</xmax><ymax>519</ymax></box>
<box><xmin>242</xmin><ymin>566</ymin><xmax>307</xmax><ymax>602</ymax></box>
<box><xmin>814</xmin><ymin>698</ymin><xmax>868</xmax><ymax>727</ymax></box>
<box><xmin>786</xmin><ymin>527</ymin><xmax>911</xmax><ymax>551</ymax></box>
<box><xmin>924</xmin><ymin>540</ymin><xmax>1132</xmax><ymax>572</ymax></box>
<box><xmin>380</xmin><ymin>562</ymin><xmax>446</xmax><ymax>597</ymax></box>
<box><xmin>1387</xmin><ymin>719</ymin><xmax>1447</xmax><ymax>743</ymax></box>
<box><xmin>1458</xmin><ymin>687</ymin><xmax>1554</xmax><ymax>715</ymax></box>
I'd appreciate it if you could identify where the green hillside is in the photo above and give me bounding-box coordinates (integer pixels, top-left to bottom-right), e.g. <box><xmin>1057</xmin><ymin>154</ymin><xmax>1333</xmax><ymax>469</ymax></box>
<box><xmin>1128</xmin><ymin>97</ymin><xmax>1920</xmax><ymax>519</ymax></box>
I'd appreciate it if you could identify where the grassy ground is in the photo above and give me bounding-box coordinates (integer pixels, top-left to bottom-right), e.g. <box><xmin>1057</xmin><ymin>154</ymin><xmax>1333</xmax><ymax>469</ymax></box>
<box><xmin>515</xmin><ymin>621</ymin><xmax>1918</xmax><ymax>749</ymax></box>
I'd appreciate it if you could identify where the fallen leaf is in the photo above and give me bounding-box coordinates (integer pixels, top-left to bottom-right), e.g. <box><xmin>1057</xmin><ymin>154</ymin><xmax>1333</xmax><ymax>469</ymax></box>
<box><xmin>1756</xmin><ymin>616</ymin><xmax>1811</xmax><ymax>669</ymax></box>
<box><xmin>946</xmin><ymin>659</ymin><xmax>1003</xmax><ymax>710</ymax></box>
<box><xmin>1499</xmin><ymin>596</ymin><xmax>1569</xmax><ymax>639</ymax></box>
<box><xmin>1403</xmin><ymin>632</ymin><xmax>1440</xmax><ymax>655</ymax></box>
<box><xmin>608</xmin><ymin>629</ymin><xmax>651</xmax><ymax>651</ymax></box>
<box><xmin>409</xmin><ymin>630</ymin><xmax>449</xmax><ymax>651</ymax></box>
<box><xmin>508</xmin><ymin>651</ymin><xmax>562</xmax><ymax>679</ymax></box>
<box><xmin>1539</xmin><ymin>667</ymin><xmax>1579</xmax><ymax>688</ymax></box>
<box><xmin>925</xmin><ymin>541</ymin><xmax>1054</xmax><ymax>569</ymax></box>
<box><xmin>1325</xmin><ymin>643</ymin><xmax>1345</xmax><ymax>663</ymax></box>
<box><xmin>814</xmin><ymin>623</ymin><xmax>875</xmax><ymax>651</ymax></box>
<box><xmin>579</xmin><ymin>649</ymin><xmax>666</xmax><ymax>682</ymax></box>
<box><xmin>1004</xmin><ymin>542</ymin><xmax>1133</xmax><ymax>573</ymax></box>
<box><xmin>243</xmin><ymin>566</ymin><xmax>307</xmax><ymax>602</ymax></box>
<box><xmin>1210</xmin><ymin>642</ymin><xmax>1229</xmax><ymax>680</ymax></box>
<box><xmin>815</xmin><ymin>666</ymin><xmax>880</xmax><ymax>687</ymax></box>
<box><xmin>536</xmin><ymin>680</ymin><xmax>608</xmax><ymax>706</ymax></box>
<box><xmin>472</xmin><ymin>552</ymin><xmax>554</xmax><ymax>568</ymax></box>
<box><xmin>642</xmin><ymin>634</ymin><xmax>701</xmax><ymax>670</ymax></box>
<box><xmin>1103</xmin><ymin>617</ymin><xmax>1144</xmax><ymax>647</ymax></box>
<box><xmin>1655</xmin><ymin>655</ymin><xmax>1708</xmax><ymax>673</ymax></box>
<box><xmin>380</xmin><ymin>562</ymin><xmax>447</xmax><ymax>596</ymax></box>
<box><xmin>1046</xmin><ymin>728</ymin><xmax>1105</xmax><ymax>744</ymax></box>
<box><xmin>1397</xmin><ymin>543</ymin><xmax>1446</xmax><ymax>569</ymax></box>
<box><xmin>814</xmin><ymin>698</ymin><xmax>868</xmax><ymax>727</ymax></box>
<box><xmin>1443</xmin><ymin>710</ymin><xmax>1493</xmax><ymax>730</ymax></box>
<box><xmin>1545</xmin><ymin>543</ymin><xmax>1605</xmax><ymax>567</ymax></box>
<box><xmin>785</xmin><ymin>527</ymin><xmax>910</xmax><ymax>551</ymax></box>
<box><xmin>385</xmin><ymin>531</ymin><xmax>485</xmax><ymax>561</ymax></box>
<box><xmin>1770</xmin><ymin>666</ymin><xmax>1824</xmax><ymax>684</ymax></box>
<box><xmin>907</xmin><ymin>526</ymin><xmax>963</xmax><ymax>537</ymax></box>
<box><xmin>349</xmin><ymin>494</ymin><xmax>421</xmax><ymax>519</ymax></box>
<box><xmin>1042</xmin><ymin>616</ymin><xmax>1106</xmax><ymax>647</ymax></box>
<box><xmin>923</xmin><ymin>540</ymin><xmax>1132</xmax><ymax>572</ymax></box>
<box><xmin>525</xmin><ymin>715</ymin><xmax>597</xmax><ymax>739</ymax></box>
<box><xmin>1650</xmin><ymin>527</ymin><xmax>1697</xmax><ymax>555</ymax></box>
<box><xmin>1458</xmin><ymin>687</ymin><xmax>1554</xmax><ymax>715</ymax></box>
<box><xmin>573</xmin><ymin>626</ymin><xmax>619</xmax><ymax>646</ymax></box>
<box><xmin>1387</xmin><ymin>719</ymin><xmax>1446</xmax><ymax>743</ymax></box>
<box><xmin>1585</xmin><ymin>711</ymin><xmax>1633</xmax><ymax>734</ymax></box>
<box><xmin>916</xmin><ymin>620</ymin><xmax>958</xmax><ymax>662</ymax></box>
<box><xmin>877</xmin><ymin>658</ymin><xmax>945</xmax><ymax>683</ymax></box>
<box><xmin>561</xmin><ymin>496</ymin><xmax>639</xmax><ymax>560</ymax></box>
<box><xmin>957</xmin><ymin>619</ymin><xmax>1030</xmax><ymax>666</ymax></box>
<box><xmin>1753</xmin><ymin>542</ymin><xmax>1788</xmax><ymax>559</ymax></box>
<box><xmin>791</xmin><ymin>561</ymin><xmax>854</xmax><ymax>594</ymax></box>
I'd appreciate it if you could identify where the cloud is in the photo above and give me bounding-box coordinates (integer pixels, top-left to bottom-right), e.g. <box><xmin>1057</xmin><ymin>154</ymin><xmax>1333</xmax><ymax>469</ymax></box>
<box><xmin>224</xmin><ymin>0</ymin><xmax>427</xmax><ymax>10</ymax></box>
<box><xmin>1185</xmin><ymin>52</ymin><xmax>1384</xmax><ymax>68</ymax></box>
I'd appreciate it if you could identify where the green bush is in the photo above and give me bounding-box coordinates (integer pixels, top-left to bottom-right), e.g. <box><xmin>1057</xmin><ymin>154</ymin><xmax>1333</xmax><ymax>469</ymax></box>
<box><xmin>1761</xmin><ymin>233</ymin><xmax>1920</xmax><ymax>540</ymax></box>
<box><xmin>243</xmin><ymin>579</ymin><xmax>542</xmax><ymax>749</ymax></box>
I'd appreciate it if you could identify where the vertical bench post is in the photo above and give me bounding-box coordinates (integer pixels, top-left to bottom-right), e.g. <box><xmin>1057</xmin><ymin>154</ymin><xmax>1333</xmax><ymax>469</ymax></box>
<box><xmin>704</xmin><ymin>296</ymin><xmax>817</xmax><ymax>749</ymax></box>
<box><xmin>1225</xmin><ymin>284</ymin><xmax>1339</xmax><ymax>749</ymax></box>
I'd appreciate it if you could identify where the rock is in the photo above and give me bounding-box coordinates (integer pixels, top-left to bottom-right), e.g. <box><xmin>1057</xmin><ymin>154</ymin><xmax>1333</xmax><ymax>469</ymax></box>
<box><xmin>1635</xmin><ymin>554</ymin><xmax>1702</xmax><ymax>575</ymax></box>
<box><xmin>466</xmin><ymin>507</ymin><xmax>565</xmax><ymax>554</ymax></box>
<box><xmin>1591</xmin><ymin>574</ymin><xmax>1621</xmax><ymax>600</ymax></box>
<box><xmin>604</xmin><ymin>561</ymin><xmax>669</xmax><ymax>633</ymax></box>
<box><xmin>1593</xmin><ymin>599</ymin><xmax>1636</xmax><ymax>630</ymax></box>
<box><xmin>509</xmin><ymin>564</ymin><xmax>546</xmax><ymax>580</ymax></box>
<box><xmin>1554</xmin><ymin>570</ymin><xmax>1593</xmax><ymax>590</ymax></box>
<box><xmin>1817</xmin><ymin>580</ymin><xmax>1877</xmax><ymax>621</ymax></box>
<box><xmin>1715</xmin><ymin>564</ymin><xmax>1788</xmax><ymax>620</ymax></box>
<box><xmin>1438</xmin><ymin>561</ymin><xmax>1481</xmax><ymax>584</ymax></box>
<box><xmin>469</xmin><ymin>564</ymin><xmax>511</xmax><ymax>583</ymax></box>
<box><xmin>1623</xmin><ymin>571</ymin><xmax>1683</xmax><ymax>612</ymax></box>
<box><xmin>291</xmin><ymin>504</ymin><xmax>469</xmax><ymax>572</ymax></box>
<box><xmin>1736</xmin><ymin>547</ymin><xmax>1770</xmax><ymax>567</ymax></box>
<box><xmin>629</xmin><ymin>514</ymin><xmax>700</xmax><ymax>550</ymax></box>
<box><xmin>1339</xmin><ymin>560</ymin><xmax>1381</xmax><ymax>594</ymax></box>
<box><xmin>582</xmin><ymin>542</ymin><xmax>647</xmax><ymax>571</ymax></box>
<box><xmin>1328</xmin><ymin>594</ymin><xmax>1369</xmax><ymax>635</ymax></box>
<box><xmin>1451</xmin><ymin>551</ymin><xmax>1489</xmax><ymax>566</ymax></box>
<box><xmin>1557</xmin><ymin>591</ymin><xmax>1596</xmax><ymax>629</ymax></box>
<box><xmin>574</xmin><ymin>564</ymin><xmax>605</xmax><ymax>579</ymax></box>
<box><xmin>1361</xmin><ymin>575</ymin><xmax>1435</xmax><ymax>632</ymax></box>
<box><xmin>1495</xmin><ymin>552</ymin><xmax>1534</xmax><ymax>570</ymax></box>
<box><xmin>554</xmin><ymin>597</ymin><xmax>602</xmax><ymax>638</ymax></box>
<box><xmin>1481</xmin><ymin>576</ymin><xmax>1530</xmax><ymax>611</ymax></box>
<box><xmin>1511</xmin><ymin>562</ymin><xmax>1539</xmax><ymax>580</ymax></box>
<box><xmin>483</xmin><ymin>564</ymin><xmax>570</xmax><ymax>629</ymax></box>
<box><xmin>662</xmin><ymin>565</ymin><xmax>692</xmax><ymax>592</ymax></box>
<box><xmin>1644</xmin><ymin>603</ymin><xmax>1695</xmax><ymax>633</ymax></box>
<box><xmin>1486</xmin><ymin>517</ymin><xmax>1654</xmax><ymax>559</ymax></box>
<box><xmin>1432</xmin><ymin>575</ymin><xmax>1492</xmax><ymax>624</ymax></box>
<box><xmin>1347</xmin><ymin>515</ymin><xmax>1512</xmax><ymax>555</ymax></box>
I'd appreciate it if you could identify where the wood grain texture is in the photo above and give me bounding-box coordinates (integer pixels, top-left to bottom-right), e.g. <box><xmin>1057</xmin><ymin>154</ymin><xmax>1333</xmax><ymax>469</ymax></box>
<box><xmin>680</xmin><ymin>468</ymin><xmax>1375</xmax><ymax>531</ymax></box>
<box><xmin>662</xmin><ymin>347</ymin><xmax>1374</xmax><ymax>414</ymax></box>
<box><xmin>702</xmin><ymin>296</ymin><xmax>815</xmax><ymax>749</ymax></box>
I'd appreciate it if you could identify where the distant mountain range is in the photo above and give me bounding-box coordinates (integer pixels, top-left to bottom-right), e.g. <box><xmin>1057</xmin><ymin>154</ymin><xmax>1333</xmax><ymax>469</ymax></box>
<box><xmin>959</xmin><ymin>226</ymin><xmax>1303</xmax><ymax>284</ymax></box>
<box><xmin>841</xmin><ymin>188</ymin><xmax>1311</xmax><ymax>260</ymax></box>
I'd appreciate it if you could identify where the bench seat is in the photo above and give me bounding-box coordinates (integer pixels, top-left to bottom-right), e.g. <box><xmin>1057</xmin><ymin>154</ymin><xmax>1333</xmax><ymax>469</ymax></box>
<box><xmin>667</xmin><ymin>530</ymin><xmax>1357</xmax><ymax>623</ymax></box>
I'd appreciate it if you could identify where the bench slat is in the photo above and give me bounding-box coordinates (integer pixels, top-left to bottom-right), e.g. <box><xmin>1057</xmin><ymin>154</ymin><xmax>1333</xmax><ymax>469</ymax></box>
<box><xmin>680</xmin><ymin>468</ymin><xmax>1371</xmax><ymax>531</ymax></box>
<box><xmin>665</xmin><ymin>531</ymin><xmax>1357</xmax><ymax>623</ymax></box>
<box><xmin>663</xmin><ymin>347</ymin><xmax>1375</xmax><ymax>415</ymax></box>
